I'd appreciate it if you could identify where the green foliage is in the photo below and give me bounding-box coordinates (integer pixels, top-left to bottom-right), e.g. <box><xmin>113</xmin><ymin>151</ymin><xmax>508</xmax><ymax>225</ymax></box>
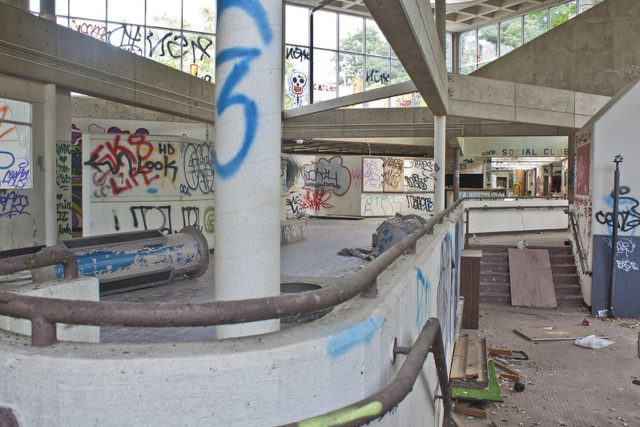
<box><xmin>551</xmin><ymin>2</ymin><xmax>577</xmax><ymax>28</ymax></box>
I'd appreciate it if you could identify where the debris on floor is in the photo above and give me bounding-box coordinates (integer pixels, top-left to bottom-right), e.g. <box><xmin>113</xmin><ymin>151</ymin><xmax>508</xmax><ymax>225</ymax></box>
<box><xmin>514</xmin><ymin>326</ymin><xmax>606</xmax><ymax>341</ymax></box>
<box><xmin>574</xmin><ymin>334</ymin><xmax>614</xmax><ymax>349</ymax></box>
<box><xmin>337</xmin><ymin>247</ymin><xmax>379</xmax><ymax>261</ymax></box>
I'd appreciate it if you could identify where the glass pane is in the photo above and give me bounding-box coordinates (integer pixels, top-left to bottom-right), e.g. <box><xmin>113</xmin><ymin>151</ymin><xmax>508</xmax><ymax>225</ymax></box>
<box><xmin>551</xmin><ymin>1</ymin><xmax>577</xmax><ymax>29</ymax></box>
<box><xmin>57</xmin><ymin>16</ymin><xmax>69</xmax><ymax>27</ymax></box>
<box><xmin>478</xmin><ymin>25</ymin><xmax>498</xmax><ymax>65</ymax></box>
<box><xmin>460</xmin><ymin>64</ymin><xmax>476</xmax><ymax>75</ymax></box>
<box><xmin>56</xmin><ymin>0</ymin><xmax>68</xmax><ymax>16</ymax></box>
<box><xmin>524</xmin><ymin>9</ymin><xmax>548</xmax><ymax>43</ymax></box>
<box><xmin>460</xmin><ymin>30</ymin><xmax>477</xmax><ymax>67</ymax></box>
<box><xmin>365</xmin><ymin>57</ymin><xmax>389</xmax><ymax>90</ymax></box>
<box><xmin>390</xmin><ymin>59</ymin><xmax>408</xmax><ymax>84</ymax></box>
<box><xmin>182</xmin><ymin>31</ymin><xmax>215</xmax><ymax>81</ymax></box>
<box><xmin>147</xmin><ymin>1</ymin><xmax>181</xmax><ymax>29</ymax></box>
<box><xmin>500</xmin><ymin>17</ymin><xmax>522</xmax><ymax>56</ymax></box>
<box><xmin>108</xmin><ymin>0</ymin><xmax>144</xmax><ymax>24</ymax></box>
<box><xmin>107</xmin><ymin>22</ymin><xmax>145</xmax><ymax>55</ymax></box>
<box><xmin>0</xmin><ymin>98</ymin><xmax>31</xmax><ymax>123</ymax></box>
<box><xmin>313</xmin><ymin>49</ymin><xmax>337</xmax><ymax>102</ymax></box>
<box><xmin>284</xmin><ymin>56</ymin><xmax>310</xmax><ymax>109</ymax></box>
<box><xmin>392</xmin><ymin>94</ymin><xmax>414</xmax><ymax>108</ymax></box>
<box><xmin>365</xmin><ymin>19</ymin><xmax>388</xmax><ymax>57</ymax></box>
<box><xmin>446</xmin><ymin>33</ymin><xmax>452</xmax><ymax>72</ymax></box>
<box><xmin>339</xmin><ymin>14</ymin><xmax>363</xmax><ymax>53</ymax></box>
<box><xmin>313</xmin><ymin>10</ymin><xmax>336</xmax><ymax>50</ymax></box>
<box><xmin>0</xmin><ymin>100</ymin><xmax>32</xmax><ymax>188</ymax></box>
<box><xmin>339</xmin><ymin>53</ymin><xmax>363</xmax><ymax>98</ymax></box>
<box><xmin>70</xmin><ymin>0</ymin><xmax>105</xmax><ymax>20</ymax></box>
<box><xmin>29</xmin><ymin>0</ymin><xmax>39</xmax><ymax>14</ymax></box>
<box><xmin>70</xmin><ymin>18</ymin><xmax>108</xmax><ymax>42</ymax></box>
<box><xmin>286</xmin><ymin>4</ymin><xmax>309</xmax><ymax>46</ymax></box>
<box><xmin>184</xmin><ymin>0</ymin><xmax>216</xmax><ymax>33</ymax></box>
<box><xmin>579</xmin><ymin>0</ymin><xmax>603</xmax><ymax>13</ymax></box>
<box><xmin>145</xmin><ymin>26</ymin><xmax>182</xmax><ymax>67</ymax></box>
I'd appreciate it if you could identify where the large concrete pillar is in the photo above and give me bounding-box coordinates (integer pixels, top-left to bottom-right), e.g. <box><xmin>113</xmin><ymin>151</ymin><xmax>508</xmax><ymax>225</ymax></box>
<box><xmin>213</xmin><ymin>1</ymin><xmax>282</xmax><ymax>338</ymax></box>
<box><xmin>39</xmin><ymin>0</ymin><xmax>55</xmax><ymax>20</ymax></box>
<box><xmin>434</xmin><ymin>115</ymin><xmax>446</xmax><ymax>212</ymax></box>
<box><xmin>453</xmin><ymin>147</ymin><xmax>460</xmax><ymax>202</ymax></box>
<box><xmin>43</xmin><ymin>85</ymin><xmax>56</xmax><ymax>247</ymax></box>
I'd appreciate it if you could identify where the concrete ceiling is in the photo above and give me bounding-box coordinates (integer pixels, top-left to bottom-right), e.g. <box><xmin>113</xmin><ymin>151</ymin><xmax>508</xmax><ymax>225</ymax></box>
<box><xmin>287</xmin><ymin>0</ymin><xmax>571</xmax><ymax>32</ymax></box>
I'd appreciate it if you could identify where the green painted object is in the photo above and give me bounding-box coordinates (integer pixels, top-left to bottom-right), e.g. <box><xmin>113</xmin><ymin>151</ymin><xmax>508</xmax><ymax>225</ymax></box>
<box><xmin>451</xmin><ymin>361</ymin><xmax>504</xmax><ymax>402</ymax></box>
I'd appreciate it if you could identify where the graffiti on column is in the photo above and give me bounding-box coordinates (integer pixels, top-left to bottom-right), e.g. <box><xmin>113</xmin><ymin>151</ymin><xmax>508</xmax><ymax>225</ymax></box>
<box><xmin>1</xmin><ymin>105</ymin><xmax>31</xmax><ymax>190</ymax></box>
<box><xmin>56</xmin><ymin>143</ymin><xmax>72</xmax><ymax>237</ymax></box>
<box><xmin>595</xmin><ymin>186</ymin><xmax>640</xmax><ymax>235</ymax></box>
<box><xmin>214</xmin><ymin>0</ymin><xmax>273</xmax><ymax>179</ymax></box>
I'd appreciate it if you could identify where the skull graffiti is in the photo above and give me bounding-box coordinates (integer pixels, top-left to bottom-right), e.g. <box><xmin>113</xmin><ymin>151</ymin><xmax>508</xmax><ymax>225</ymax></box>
<box><xmin>288</xmin><ymin>70</ymin><xmax>308</xmax><ymax>107</ymax></box>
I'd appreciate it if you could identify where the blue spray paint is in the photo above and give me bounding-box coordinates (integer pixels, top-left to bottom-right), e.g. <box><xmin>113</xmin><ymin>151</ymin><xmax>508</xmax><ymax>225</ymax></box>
<box><xmin>327</xmin><ymin>316</ymin><xmax>384</xmax><ymax>360</ymax></box>
<box><xmin>214</xmin><ymin>0</ymin><xmax>272</xmax><ymax>180</ymax></box>
<box><xmin>415</xmin><ymin>266</ymin><xmax>430</xmax><ymax>332</ymax></box>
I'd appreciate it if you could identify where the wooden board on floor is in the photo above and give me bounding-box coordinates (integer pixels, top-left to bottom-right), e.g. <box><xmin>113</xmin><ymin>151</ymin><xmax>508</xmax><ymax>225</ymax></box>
<box><xmin>508</xmin><ymin>248</ymin><xmax>557</xmax><ymax>308</ymax></box>
<box><xmin>465</xmin><ymin>335</ymin><xmax>479</xmax><ymax>378</ymax></box>
<box><xmin>514</xmin><ymin>326</ymin><xmax>603</xmax><ymax>341</ymax></box>
<box><xmin>451</xmin><ymin>335</ymin><xmax>469</xmax><ymax>380</ymax></box>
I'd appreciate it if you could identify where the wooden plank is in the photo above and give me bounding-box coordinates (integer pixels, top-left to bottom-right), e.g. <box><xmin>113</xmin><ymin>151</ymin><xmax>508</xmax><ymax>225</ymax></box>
<box><xmin>465</xmin><ymin>335</ymin><xmax>479</xmax><ymax>378</ymax></box>
<box><xmin>492</xmin><ymin>360</ymin><xmax>519</xmax><ymax>376</ymax></box>
<box><xmin>499</xmin><ymin>373</ymin><xmax>521</xmax><ymax>382</ymax></box>
<box><xmin>514</xmin><ymin>326</ymin><xmax>604</xmax><ymax>341</ymax></box>
<box><xmin>476</xmin><ymin>338</ymin><xmax>487</xmax><ymax>384</ymax></box>
<box><xmin>508</xmin><ymin>248</ymin><xmax>557</xmax><ymax>308</ymax></box>
<box><xmin>488</xmin><ymin>348</ymin><xmax>512</xmax><ymax>356</ymax></box>
<box><xmin>453</xmin><ymin>402</ymin><xmax>487</xmax><ymax>418</ymax></box>
<box><xmin>461</xmin><ymin>251</ymin><xmax>482</xmax><ymax>329</ymax></box>
<box><xmin>450</xmin><ymin>335</ymin><xmax>469</xmax><ymax>380</ymax></box>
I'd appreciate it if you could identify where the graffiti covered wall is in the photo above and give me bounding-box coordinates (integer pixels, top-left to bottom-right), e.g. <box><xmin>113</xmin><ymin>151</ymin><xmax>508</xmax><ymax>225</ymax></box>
<box><xmin>0</xmin><ymin>96</ymin><xmax>44</xmax><ymax>251</ymax></box>
<box><xmin>284</xmin><ymin>154</ymin><xmax>437</xmax><ymax>218</ymax></box>
<box><xmin>82</xmin><ymin>134</ymin><xmax>214</xmax><ymax>246</ymax></box>
<box><xmin>588</xmin><ymin>80</ymin><xmax>640</xmax><ymax>317</ymax></box>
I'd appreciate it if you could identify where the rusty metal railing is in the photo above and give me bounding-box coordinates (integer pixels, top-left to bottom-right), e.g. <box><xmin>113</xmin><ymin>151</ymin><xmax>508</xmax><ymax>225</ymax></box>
<box><xmin>0</xmin><ymin>200</ymin><xmax>464</xmax><ymax>347</ymax></box>
<box><xmin>566</xmin><ymin>208</ymin><xmax>592</xmax><ymax>276</ymax></box>
<box><xmin>282</xmin><ymin>318</ymin><xmax>452</xmax><ymax>427</ymax></box>
<box><xmin>0</xmin><ymin>249</ymin><xmax>78</xmax><ymax>280</ymax></box>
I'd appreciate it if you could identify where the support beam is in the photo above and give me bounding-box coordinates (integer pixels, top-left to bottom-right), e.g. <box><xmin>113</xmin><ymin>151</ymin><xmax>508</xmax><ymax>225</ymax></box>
<box><xmin>454</xmin><ymin>148</ymin><xmax>460</xmax><ymax>202</ymax></box>
<box><xmin>364</xmin><ymin>0</ymin><xmax>448</xmax><ymax>115</ymax></box>
<box><xmin>0</xmin><ymin>3</ymin><xmax>215</xmax><ymax>123</ymax></box>
<box><xmin>434</xmin><ymin>116</ymin><xmax>446</xmax><ymax>212</ymax></box>
<box><xmin>214</xmin><ymin>0</ymin><xmax>281</xmax><ymax>338</ymax></box>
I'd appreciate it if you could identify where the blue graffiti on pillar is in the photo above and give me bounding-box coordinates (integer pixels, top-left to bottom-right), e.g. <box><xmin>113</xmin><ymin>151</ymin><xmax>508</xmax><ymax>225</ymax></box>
<box><xmin>214</xmin><ymin>0</ymin><xmax>273</xmax><ymax>180</ymax></box>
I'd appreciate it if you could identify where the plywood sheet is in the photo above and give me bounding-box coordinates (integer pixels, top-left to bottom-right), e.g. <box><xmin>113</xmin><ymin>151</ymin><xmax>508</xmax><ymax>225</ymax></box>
<box><xmin>514</xmin><ymin>326</ymin><xmax>599</xmax><ymax>341</ymax></box>
<box><xmin>508</xmin><ymin>248</ymin><xmax>557</xmax><ymax>308</ymax></box>
<box><xmin>450</xmin><ymin>335</ymin><xmax>468</xmax><ymax>380</ymax></box>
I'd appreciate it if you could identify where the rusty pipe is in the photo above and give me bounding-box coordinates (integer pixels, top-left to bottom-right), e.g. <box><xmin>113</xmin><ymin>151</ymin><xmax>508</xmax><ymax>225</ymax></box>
<box><xmin>0</xmin><ymin>249</ymin><xmax>78</xmax><ymax>280</ymax></box>
<box><xmin>282</xmin><ymin>318</ymin><xmax>452</xmax><ymax>427</ymax></box>
<box><xmin>0</xmin><ymin>201</ymin><xmax>463</xmax><ymax>342</ymax></box>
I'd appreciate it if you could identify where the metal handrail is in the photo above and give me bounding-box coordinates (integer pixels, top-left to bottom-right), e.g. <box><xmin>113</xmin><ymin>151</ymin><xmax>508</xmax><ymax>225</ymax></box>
<box><xmin>0</xmin><ymin>249</ymin><xmax>78</xmax><ymax>280</ymax></box>
<box><xmin>566</xmin><ymin>208</ymin><xmax>592</xmax><ymax>276</ymax></box>
<box><xmin>282</xmin><ymin>318</ymin><xmax>452</xmax><ymax>427</ymax></box>
<box><xmin>0</xmin><ymin>199</ymin><xmax>465</xmax><ymax>347</ymax></box>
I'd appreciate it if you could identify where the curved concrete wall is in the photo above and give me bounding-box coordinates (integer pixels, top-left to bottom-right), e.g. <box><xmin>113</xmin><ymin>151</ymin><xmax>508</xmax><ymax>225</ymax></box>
<box><xmin>0</xmin><ymin>208</ymin><xmax>463</xmax><ymax>426</ymax></box>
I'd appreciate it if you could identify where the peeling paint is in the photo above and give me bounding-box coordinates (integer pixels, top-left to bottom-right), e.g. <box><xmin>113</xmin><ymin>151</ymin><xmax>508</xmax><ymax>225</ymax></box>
<box><xmin>327</xmin><ymin>316</ymin><xmax>384</xmax><ymax>360</ymax></box>
<box><xmin>299</xmin><ymin>401</ymin><xmax>383</xmax><ymax>427</ymax></box>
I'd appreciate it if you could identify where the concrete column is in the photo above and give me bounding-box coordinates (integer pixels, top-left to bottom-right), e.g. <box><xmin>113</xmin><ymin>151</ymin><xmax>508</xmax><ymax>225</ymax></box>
<box><xmin>451</xmin><ymin>33</ymin><xmax>459</xmax><ymax>74</ymax></box>
<box><xmin>213</xmin><ymin>0</ymin><xmax>282</xmax><ymax>338</ymax></box>
<box><xmin>434</xmin><ymin>115</ymin><xmax>446</xmax><ymax>212</ymax></box>
<box><xmin>435</xmin><ymin>0</ymin><xmax>447</xmax><ymax>58</ymax></box>
<box><xmin>453</xmin><ymin>147</ymin><xmax>460</xmax><ymax>202</ymax></box>
<box><xmin>39</xmin><ymin>0</ymin><xmax>55</xmax><ymax>20</ymax></box>
<box><xmin>567</xmin><ymin>134</ymin><xmax>575</xmax><ymax>202</ymax></box>
<box><xmin>43</xmin><ymin>85</ymin><xmax>56</xmax><ymax>247</ymax></box>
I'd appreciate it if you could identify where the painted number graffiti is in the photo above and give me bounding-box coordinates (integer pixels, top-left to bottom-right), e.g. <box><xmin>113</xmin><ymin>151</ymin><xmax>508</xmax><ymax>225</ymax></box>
<box><xmin>214</xmin><ymin>0</ymin><xmax>273</xmax><ymax>179</ymax></box>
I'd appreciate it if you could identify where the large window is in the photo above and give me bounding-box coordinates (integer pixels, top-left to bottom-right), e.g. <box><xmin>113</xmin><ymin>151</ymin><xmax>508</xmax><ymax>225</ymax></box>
<box><xmin>31</xmin><ymin>0</ymin><xmax>217</xmax><ymax>82</ymax></box>
<box><xmin>460</xmin><ymin>0</ymin><xmax>604</xmax><ymax>73</ymax></box>
<box><xmin>0</xmin><ymin>98</ymin><xmax>32</xmax><ymax>190</ymax></box>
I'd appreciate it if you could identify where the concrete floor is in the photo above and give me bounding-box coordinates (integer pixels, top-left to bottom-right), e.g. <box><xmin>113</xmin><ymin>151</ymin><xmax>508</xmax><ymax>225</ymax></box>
<box><xmin>99</xmin><ymin>221</ymin><xmax>640</xmax><ymax>426</ymax></box>
<box><xmin>463</xmin><ymin>303</ymin><xmax>640</xmax><ymax>427</ymax></box>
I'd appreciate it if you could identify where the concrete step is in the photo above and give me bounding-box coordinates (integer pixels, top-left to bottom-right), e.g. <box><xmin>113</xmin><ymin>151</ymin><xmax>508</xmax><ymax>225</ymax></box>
<box><xmin>468</xmin><ymin>244</ymin><xmax>572</xmax><ymax>255</ymax></box>
<box><xmin>480</xmin><ymin>281</ymin><xmax>581</xmax><ymax>295</ymax></box>
<box><xmin>479</xmin><ymin>291</ymin><xmax>584</xmax><ymax>307</ymax></box>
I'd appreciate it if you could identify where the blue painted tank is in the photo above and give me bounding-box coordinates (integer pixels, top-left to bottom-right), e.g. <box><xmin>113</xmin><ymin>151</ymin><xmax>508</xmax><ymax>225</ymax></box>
<box><xmin>54</xmin><ymin>227</ymin><xmax>209</xmax><ymax>295</ymax></box>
